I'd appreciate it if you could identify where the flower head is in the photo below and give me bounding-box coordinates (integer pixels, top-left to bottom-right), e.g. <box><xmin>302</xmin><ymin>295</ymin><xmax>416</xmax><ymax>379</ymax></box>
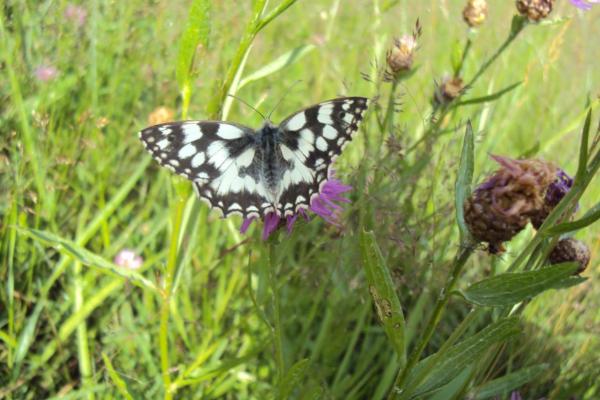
<box><xmin>516</xmin><ymin>0</ymin><xmax>554</xmax><ymax>22</ymax></box>
<box><xmin>530</xmin><ymin>168</ymin><xmax>575</xmax><ymax>229</ymax></box>
<box><xmin>434</xmin><ymin>76</ymin><xmax>464</xmax><ymax>105</ymax></box>
<box><xmin>34</xmin><ymin>65</ymin><xmax>59</xmax><ymax>82</ymax></box>
<box><xmin>114</xmin><ymin>249</ymin><xmax>143</xmax><ymax>270</ymax></box>
<box><xmin>549</xmin><ymin>238</ymin><xmax>591</xmax><ymax>274</ymax></box>
<box><xmin>570</xmin><ymin>0</ymin><xmax>600</xmax><ymax>10</ymax></box>
<box><xmin>65</xmin><ymin>4</ymin><xmax>87</xmax><ymax>28</ymax></box>
<box><xmin>464</xmin><ymin>155</ymin><xmax>557</xmax><ymax>253</ymax></box>
<box><xmin>463</xmin><ymin>0</ymin><xmax>489</xmax><ymax>27</ymax></box>
<box><xmin>240</xmin><ymin>173</ymin><xmax>352</xmax><ymax>240</ymax></box>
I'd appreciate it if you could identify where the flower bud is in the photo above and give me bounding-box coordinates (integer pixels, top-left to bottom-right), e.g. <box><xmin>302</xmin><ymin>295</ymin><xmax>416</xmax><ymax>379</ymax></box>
<box><xmin>463</xmin><ymin>0</ymin><xmax>488</xmax><ymax>27</ymax></box>
<box><xmin>549</xmin><ymin>238</ymin><xmax>591</xmax><ymax>274</ymax></box>
<box><xmin>386</xmin><ymin>35</ymin><xmax>417</xmax><ymax>76</ymax></box>
<box><xmin>464</xmin><ymin>155</ymin><xmax>556</xmax><ymax>253</ymax></box>
<box><xmin>435</xmin><ymin>76</ymin><xmax>464</xmax><ymax>104</ymax></box>
<box><xmin>148</xmin><ymin>106</ymin><xmax>175</xmax><ymax>126</ymax></box>
<box><xmin>530</xmin><ymin>168</ymin><xmax>574</xmax><ymax>229</ymax></box>
<box><xmin>516</xmin><ymin>0</ymin><xmax>554</xmax><ymax>22</ymax></box>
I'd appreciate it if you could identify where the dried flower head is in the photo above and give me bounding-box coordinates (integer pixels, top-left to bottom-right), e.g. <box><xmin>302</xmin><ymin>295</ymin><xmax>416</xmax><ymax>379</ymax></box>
<box><xmin>241</xmin><ymin>172</ymin><xmax>352</xmax><ymax>240</ymax></box>
<box><xmin>148</xmin><ymin>106</ymin><xmax>175</xmax><ymax>126</ymax></box>
<box><xmin>516</xmin><ymin>0</ymin><xmax>554</xmax><ymax>22</ymax></box>
<box><xmin>386</xmin><ymin>35</ymin><xmax>418</xmax><ymax>76</ymax></box>
<box><xmin>463</xmin><ymin>0</ymin><xmax>489</xmax><ymax>27</ymax></box>
<box><xmin>549</xmin><ymin>238</ymin><xmax>591</xmax><ymax>274</ymax></box>
<box><xmin>114</xmin><ymin>249</ymin><xmax>143</xmax><ymax>270</ymax></box>
<box><xmin>530</xmin><ymin>168</ymin><xmax>574</xmax><ymax>229</ymax></box>
<box><xmin>464</xmin><ymin>155</ymin><xmax>557</xmax><ymax>253</ymax></box>
<box><xmin>434</xmin><ymin>76</ymin><xmax>464</xmax><ymax>104</ymax></box>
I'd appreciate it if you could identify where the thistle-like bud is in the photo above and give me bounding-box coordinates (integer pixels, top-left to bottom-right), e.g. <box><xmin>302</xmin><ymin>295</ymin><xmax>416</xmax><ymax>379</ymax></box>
<box><xmin>549</xmin><ymin>238</ymin><xmax>591</xmax><ymax>274</ymax></box>
<box><xmin>530</xmin><ymin>169</ymin><xmax>574</xmax><ymax>229</ymax></box>
<box><xmin>516</xmin><ymin>0</ymin><xmax>554</xmax><ymax>22</ymax></box>
<box><xmin>463</xmin><ymin>0</ymin><xmax>488</xmax><ymax>28</ymax></box>
<box><xmin>464</xmin><ymin>155</ymin><xmax>556</xmax><ymax>253</ymax></box>
<box><xmin>386</xmin><ymin>35</ymin><xmax>417</xmax><ymax>77</ymax></box>
<box><xmin>434</xmin><ymin>76</ymin><xmax>464</xmax><ymax>104</ymax></box>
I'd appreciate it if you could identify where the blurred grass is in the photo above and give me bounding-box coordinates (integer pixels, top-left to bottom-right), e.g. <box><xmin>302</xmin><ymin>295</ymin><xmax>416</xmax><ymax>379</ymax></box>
<box><xmin>1</xmin><ymin>0</ymin><xmax>599</xmax><ymax>399</ymax></box>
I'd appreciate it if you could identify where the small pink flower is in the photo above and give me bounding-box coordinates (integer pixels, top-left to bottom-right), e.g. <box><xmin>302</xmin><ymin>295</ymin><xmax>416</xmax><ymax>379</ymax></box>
<box><xmin>34</xmin><ymin>65</ymin><xmax>58</xmax><ymax>82</ymax></box>
<box><xmin>114</xmin><ymin>249</ymin><xmax>143</xmax><ymax>270</ymax></box>
<box><xmin>65</xmin><ymin>4</ymin><xmax>87</xmax><ymax>27</ymax></box>
<box><xmin>570</xmin><ymin>0</ymin><xmax>600</xmax><ymax>10</ymax></box>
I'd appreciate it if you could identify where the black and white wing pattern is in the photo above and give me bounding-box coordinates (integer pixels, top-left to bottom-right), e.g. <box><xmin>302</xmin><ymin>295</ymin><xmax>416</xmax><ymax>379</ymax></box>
<box><xmin>138</xmin><ymin>96</ymin><xmax>369</xmax><ymax>219</ymax></box>
<box><xmin>139</xmin><ymin>121</ymin><xmax>269</xmax><ymax>219</ymax></box>
<box><xmin>276</xmin><ymin>97</ymin><xmax>368</xmax><ymax>216</ymax></box>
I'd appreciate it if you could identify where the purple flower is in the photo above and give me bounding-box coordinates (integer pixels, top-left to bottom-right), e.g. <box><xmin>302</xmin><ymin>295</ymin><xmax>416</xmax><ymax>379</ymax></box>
<box><xmin>545</xmin><ymin>169</ymin><xmax>574</xmax><ymax>207</ymax></box>
<box><xmin>65</xmin><ymin>4</ymin><xmax>87</xmax><ymax>27</ymax></box>
<box><xmin>510</xmin><ymin>391</ymin><xmax>523</xmax><ymax>400</ymax></box>
<box><xmin>34</xmin><ymin>65</ymin><xmax>58</xmax><ymax>82</ymax></box>
<box><xmin>114</xmin><ymin>249</ymin><xmax>143</xmax><ymax>270</ymax></box>
<box><xmin>240</xmin><ymin>173</ymin><xmax>352</xmax><ymax>240</ymax></box>
<box><xmin>570</xmin><ymin>0</ymin><xmax>600</xmax><ymax>10</ymax></box>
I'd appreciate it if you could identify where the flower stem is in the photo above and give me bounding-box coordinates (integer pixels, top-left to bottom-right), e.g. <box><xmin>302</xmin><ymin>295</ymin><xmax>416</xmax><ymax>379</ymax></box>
<box><xmin>387</xmin><ymin>245</ymin><xmax>474</xmax><ymax>399</ymax></box>
<box><xmin>268</xmin><ymin>241</ymin><xmax>286</xmax><ymax>383</ymax></box>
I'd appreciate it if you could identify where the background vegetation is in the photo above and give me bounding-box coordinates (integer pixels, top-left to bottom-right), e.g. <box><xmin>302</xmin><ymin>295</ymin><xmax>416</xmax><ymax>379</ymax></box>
<box><xmin>1</xmin><ymin>0</ymin><xmax>598</xmax><ymax>399</ymax></box>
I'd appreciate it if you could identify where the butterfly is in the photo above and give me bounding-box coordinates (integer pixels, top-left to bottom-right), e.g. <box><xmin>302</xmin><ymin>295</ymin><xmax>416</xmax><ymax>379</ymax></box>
<box><xmin>138</xmin><ymin>97</ymin><xmax>369</xmax><ymax>219</ymax></box>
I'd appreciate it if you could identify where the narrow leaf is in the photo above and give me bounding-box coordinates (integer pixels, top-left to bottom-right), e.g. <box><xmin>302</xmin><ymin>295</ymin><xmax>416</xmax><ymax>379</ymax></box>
<box><xmin>408</xmin><ymin>318</ymin><xmax>521</xmax><ymax>398</ymax></box>
<box><xmin>461</xmin><ymin>262</ymin><xmax>579</xmax><ymax>307</ymax></box>
<box><xmin>543</xmin><ymin>200</ymin><xmax>600</xmax><ymax>236</ymax></box>
<box><xmin>472</xmin><ymin>364</ymin><xmax>548</xmax><ymax>399</ymax></box>
<box><xmin>102</xmin><ymin>353</ymin><xmax>135</xmax><ymax>400</ymax></box>
<box><xmin>360</xmin><ymin>230</ymin><xmax>406</xmax><ymax>362</ymax></box>
<box><xmin>238</xmin><ymin>44</ymin><xmax>315</xmax><ymax>90</ymax></box>
<box><xmin>575</xmin><ymin>109</ymin><xmax>591</xmax><ymax>182</ymax></box>
<box><xmin>278</xmin><ymin>358</ymin><xmax>310</xmax><ymax>399</ymax></box>
<box><xmin>456</xmin><ymin>82</ymin><xmax>521</xmax><ymax>106</ymax></box>
<box><xmin>17</xmin><ymin>228</ymin><xmax>158</xmax><ymax>292</ymax></box>
<box><xmin>455</xmin><ymin>121</ymin><xmax>475</xmax><ymax>244</ymax></box>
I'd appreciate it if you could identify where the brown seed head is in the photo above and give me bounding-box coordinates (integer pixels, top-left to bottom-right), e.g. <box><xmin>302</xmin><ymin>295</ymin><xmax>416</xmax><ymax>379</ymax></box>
<box><xmin>549</xmin><ymin>238</ymin><xmax>591</xmax><ymax>274</ymax></box>
<box><xmin>386</xmin><ymin>35</ymin><xmax>417</xmax><ymax>75</ymax></box>
<box><xmin>435</xmin><ymin>76</ymin><xmax>464</xmax><ymax>104</ymax></box>
<box><xmin>463</xmin><ymin>0</ymin><xmax>488</xmax><ymax>27</ymax></box>
<box><xmin>516</xmin><ymin>0</ymin><xmax>554</xmax><ymax>22</ymax></box>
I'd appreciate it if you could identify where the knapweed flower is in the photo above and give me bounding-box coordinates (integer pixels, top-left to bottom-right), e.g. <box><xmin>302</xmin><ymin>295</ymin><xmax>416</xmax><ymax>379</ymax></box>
<box><xmin>516</xmin><ymin>0</ymin><xmax>554</xmax><ymax>22</ymax></box>
<box><xmin>240</xmin><ymin>173</ymin><xmax>352</xmax><ymax>240</ymax></box>
<box><xmin>570</xmin><ymin>0</ymin><xmax>600</xmax><ymax>10</ymax></box>
<box><xmin>386</xmin><ymin>34</ymin><xmax>418</xmax><ymax>78</ymax></box>
<box><xmin>148</xmin><ymin>106</ymin><xmax>175</xmax><ymax>125</ymax></box>
<box><xmin>463</xmin><ymin>0</ymin><xmax>488</xmax><ymax>27</ymax></box>
<box><xmin>114</xmin><ymin>249</ymin><xmax>143</xmax><ymax>270</ymax></box>
<box><xmin>530</xmin><ymin>168</ymin><xmax>574</xmax><ymax>229</ymax></box>
<box><xmin>434</xmin><ymin>76</ymin><xmax>464</xmax><ymax>105</ymax></box>
<box><xmin>34</xmin><ymin>64</ymin><xmax>59</xmax><ymax>82</ymax></box>
<box><xmin>64</xmin><ymin>4</ymin><xmax>87</xmax><ymax>28</ymax></box>
<box><xmin>464</xmin><ymin>155</ymin><xmax>556</xmax><ymax>253</ymax></box>
<box><xmin>549</xmin><ymin>238</ymin><xmax>591</xmax><ymax>274</ymax></box>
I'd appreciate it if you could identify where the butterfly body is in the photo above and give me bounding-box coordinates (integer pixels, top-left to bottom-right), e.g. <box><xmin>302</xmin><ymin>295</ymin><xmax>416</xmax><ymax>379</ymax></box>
<box><xmin>139</xmin><ymin>97</ymin><xmax>368</xmax><ymax>219</ymax></box>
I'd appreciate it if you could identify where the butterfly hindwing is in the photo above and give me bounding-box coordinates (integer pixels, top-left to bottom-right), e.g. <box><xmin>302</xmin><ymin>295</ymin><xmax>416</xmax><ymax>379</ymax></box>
<box><xmin>276</xmin><ymin>97</ymin><xmax>368</xmax><ymax>216</ymax></box>
<box><xmin>139</xmin><ymin>121</ymin><xmax>268</xmax><ymax>218</ymax></box>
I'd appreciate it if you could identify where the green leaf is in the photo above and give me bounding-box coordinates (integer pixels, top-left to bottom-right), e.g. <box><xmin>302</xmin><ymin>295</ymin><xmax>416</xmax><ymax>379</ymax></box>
<box><xmin>460</xmin><ymin>262</ymin><xmax>579</xmax><ymax>307</ymax></box>
<box><xmin>102</xmin><ymin>353</ymin><xmax>135</xmax><ymax>400</ymax></box>
<box><xmin>238</xmin><ymin>44</ymin><xmax>315</xmax><ymax>90</ymax></box>
<box><xmin>455</xmin><ymin>121</ymin><xmax>475</xmax><ymax>244</ymax></box>
<box><xmin>176</xmin><ymin>0</ymin><xmax>211</xmax><ymax>117</ymax></box>
<box><xmin>277</xmin><ymin>358</ymin><xmax>310</xmax><ymax>400</ymax></box>
<box><xmin>471</xmin><ymin>364</ymin><xmax>548</xmax><ymax>399</ymax></box>
<box><xmin>16</xmin><ymin>228</ymin><xmax>158</xmax><ymax>293</ymax></box>
<box><xmin>576</xmin><ymin>109</ymin><xmax>592</xmax><ymax>182</ymax></box>
<box><xmin>407</xmin><ymin>318</ymin><xmax>521</xmax><ymax>398</ymax></box>
<box><xmin>543</xmin><ymin>200</ymin><xmax>600</xmax><ymax>236</ymax></box>
<box><xmin>359</xmin><ymin>230</ymin><xmax>406</xmax><ymax>362</ymax></box>
<box><xmin>456</xmin><ymin>82</ymin><xmax>521</xmax><ymax>106</ymax></box>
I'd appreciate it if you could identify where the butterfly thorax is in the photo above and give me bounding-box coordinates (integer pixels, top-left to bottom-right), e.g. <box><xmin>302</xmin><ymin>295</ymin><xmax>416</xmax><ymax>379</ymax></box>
<box><xmin>257</xmin><ymin>121</ymin><xmax>286</xmax><ymax>202</ymax></box>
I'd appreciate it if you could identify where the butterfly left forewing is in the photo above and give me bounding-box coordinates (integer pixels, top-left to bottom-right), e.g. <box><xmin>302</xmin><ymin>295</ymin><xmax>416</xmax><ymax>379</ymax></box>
<box><xmin>139</xmin><ymin>120</ymin><xmax>269</xmax><ymax>219</ymax></box>
<box><xmin>276</xmin><ymin>97</ymin><xmax>368</xmax><ymax>216</ymax></box>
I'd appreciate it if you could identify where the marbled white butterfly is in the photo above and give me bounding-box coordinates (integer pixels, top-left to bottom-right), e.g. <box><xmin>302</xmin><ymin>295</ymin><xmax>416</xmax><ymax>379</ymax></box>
<box><xmin>138</xmin><ymin>97</ymin><xmax>368</xmax><ymax>219</ymax></box>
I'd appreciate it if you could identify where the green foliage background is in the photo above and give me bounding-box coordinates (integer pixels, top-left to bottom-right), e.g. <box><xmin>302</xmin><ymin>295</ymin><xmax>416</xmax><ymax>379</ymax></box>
<box><xmin>1</xmin><ymin>0</ymin><xmax>598</xmax><ymax>399</ymax></box>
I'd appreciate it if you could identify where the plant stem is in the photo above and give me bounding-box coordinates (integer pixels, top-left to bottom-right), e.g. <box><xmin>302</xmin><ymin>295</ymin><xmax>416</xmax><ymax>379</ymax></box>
<box><xmin>387</xmin><ymin>245</ymin><xmax>474</xmax><ymax>399</ymax></box>
<box><xmin>73</xmin><ymin>261</ymin><xmax>94</xmax><ymax>400</ymax></box>
<box><xmin>268</xmin><ymin>242</ymin><xmax>286</xmax><ymax>383</ymax></box>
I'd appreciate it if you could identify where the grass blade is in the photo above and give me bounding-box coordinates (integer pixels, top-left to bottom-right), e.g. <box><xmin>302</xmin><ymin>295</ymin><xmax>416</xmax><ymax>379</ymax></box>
<box><xmin>471</xmin><ymin>364</ymin><xmax>548</xmax><ymax>399</ymax></box>
<box><xmin>102</xmin><ymin>353</ymin><xmax>135</xmax><ymax>400</ymax></box>
<box><xmin>455</xmin><ymin>121</ymin><xmax>475</xmax><ymax>244</ymax></box>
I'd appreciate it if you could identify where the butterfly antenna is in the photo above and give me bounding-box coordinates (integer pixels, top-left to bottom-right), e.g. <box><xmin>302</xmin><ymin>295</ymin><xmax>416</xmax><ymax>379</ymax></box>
<box><xmin>267</xmin><ymin>80</ymin><xmax>303</xmax><ymax>121</ymax></box>
<box><xmin>227</xmin><ymin>94</ymin><xmax>267</xmax><ymax>120</ymax></box>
